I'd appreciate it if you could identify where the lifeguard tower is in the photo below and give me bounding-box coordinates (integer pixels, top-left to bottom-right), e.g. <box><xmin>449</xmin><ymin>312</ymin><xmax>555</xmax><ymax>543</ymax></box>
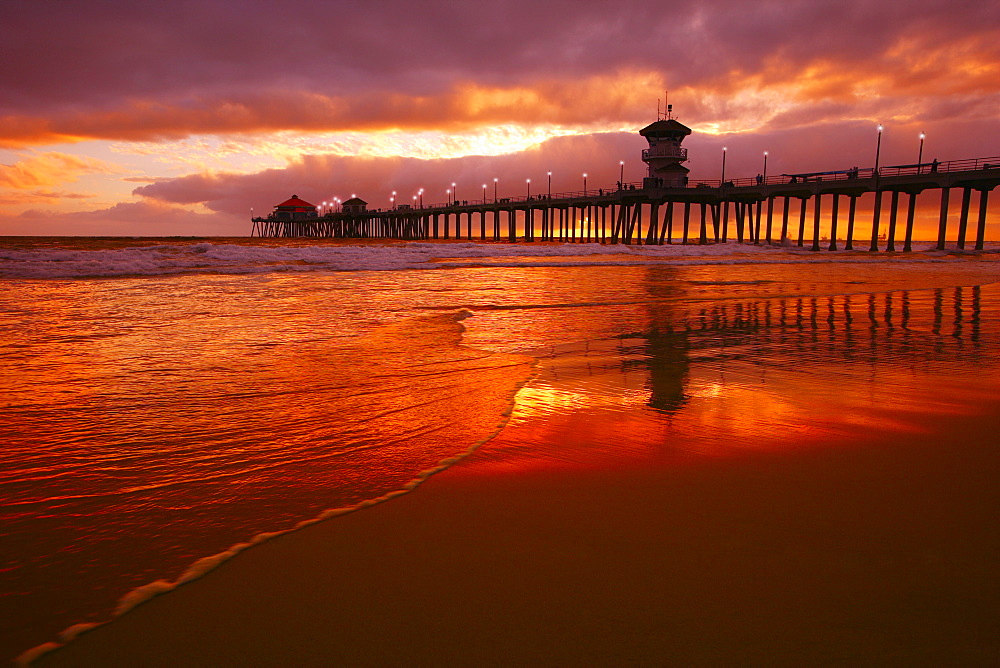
<box><xmin>640</xmin><ymin>105</ymin><xmax>691</xmax><ymax>188</ymax></box>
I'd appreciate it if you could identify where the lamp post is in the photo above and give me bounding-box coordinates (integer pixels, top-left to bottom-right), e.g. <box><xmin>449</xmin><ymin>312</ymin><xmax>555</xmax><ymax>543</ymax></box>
<box><xmin>322</xmin><ymin>201</ymin><xmax>327</xmax><ymax>215</ymax></box>
<box><xmin>918</xmin><ymin>132</ymin><xmax>925</xmax><ymax>171</ymax></box>
<box><xmin>452</xmin><ymin>182</ymin><xmax>457</xmax><ymax>205</ymax></box>
<box><xmin>874</xmin><ymin>124</ymin><xmax>883</xmax><ymax>176</ymax></box>
<box><xmin>446</xmin><ymin>189</ymin><xmax>451</xmax><ymax>206</ymax></box>
<box><xmin>493</xmin><ymin>177</ymin><xmax>498</xmax><ymax>202</ymax></box>
<box><xmin>419</xmin><ymin>188</ymin><xmax>424</xmax><ymax>208</ymax></box>
<box><xmin>619</xmin><ymin>160</ymin><xmax>624</xmax><ymax>187</ymax></box>
<box><xmin>583</xmin><ymin>173</ymin><xmax>587</xmax><ymax>196</ymax></box>
<box><xmin>483</xmin><ymin>183</ymin><xmax>487</xmax><ymax>203</ymax></box>
<box><xmin>526</xmin><ymin>178</ymin><xmax>531</xmax><ymax>199</ymax></box>
<box><xmin>721</xmin><ymin>147</ymin><xmax>727</xmax><ymax>187</ymax></box>
<box><xmin>547</xmin><ymin>171</ymin><xmax>551</xmax><ymax>198</ymax></box>
<box><xmin>391</xmin><ymin>191</ymin><xmax>396</xmax><ymax>209</ymax></box>
<box><xmin>763</xmin><ymin>151</ymin><xmax>768</xmax><ymax>184</ymax></box>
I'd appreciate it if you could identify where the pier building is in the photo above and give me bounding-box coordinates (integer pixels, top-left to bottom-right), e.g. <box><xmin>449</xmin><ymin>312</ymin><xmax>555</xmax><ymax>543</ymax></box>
<box><xmin>271</xmin><ymin>195</ymin><xmax>318</xmax><ymax>220</ymax></box>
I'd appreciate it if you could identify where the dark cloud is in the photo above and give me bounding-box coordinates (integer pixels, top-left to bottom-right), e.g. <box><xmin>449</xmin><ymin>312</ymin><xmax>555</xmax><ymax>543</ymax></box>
<box><xmin>2</xmin><ymin>0</ymin><xmax>997</xmax><ymax>140</ymax></box>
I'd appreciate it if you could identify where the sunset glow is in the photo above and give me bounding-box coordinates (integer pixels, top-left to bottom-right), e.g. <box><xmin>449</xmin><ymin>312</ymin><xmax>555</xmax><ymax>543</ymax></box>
<box><xmin>1</xmin><ymin>1</ymin><xmax>998</xmax><ymax>235</ymax></box>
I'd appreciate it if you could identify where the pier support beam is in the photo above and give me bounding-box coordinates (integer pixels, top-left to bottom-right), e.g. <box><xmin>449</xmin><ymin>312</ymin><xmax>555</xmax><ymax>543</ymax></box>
<box><xmin>957</xmin><ymin>187</ymin><xmax>972</xmax><ymax>250</ymax></box>
<box><xmin>683</xmin><ymin>202</ymin><xmax>691</xmax><ymax>244</ymax></box>
<box><xmin>870</xmin><ymin>190</ymin><xmax>884</xmax><ymax>251</ymax></box>
<box><xmin>661</xmin><ymin>201</ymin><xmax>674</xmax><ymax>244</ymax></box>
<box><xmin>721</xmin><ymin>201</ymin><xmax>730</xmax><ymax>242</ymax></box>
<box><xmin>829</xmin><ymin>194</ymin><xmax>840</xmax><ymax>251</ymax></box>
<box><xmin>811</xmin><ymin>194</ymin><xmax>822</xmax><ymax>251</ymax></box>
<box><xmin>937</xmin><ymin>188</ymin><xmax>950</xmax><ymax>250</ymax></box>
<box><xmin>887</xmin><ymin>191</ymin><xmax>900</xmax><ymax>252</ymax></box>
<box><xmin>904</xmin><ymin>192</ymin><xmax>917</xmax><ymax>252</ymax></box>
<box><xmin>753</xmin><ymin>200</ymin><xmax>762</xmax><ymax>244</ymax></box>
<box><xmin>845</xmin><ymin>196</ymin><xmax>858</xmax><ymax>250</ymax></box>
<box><xmin>781</xmin><ymin>196</ymin><xmax>791</xmax><ymax>243</ymax></box>
<box><xmin>797</xmin><ymin>197</ymin><xmax>808</xmax><ymax>247</ymax></box>
<box><xmin>765</xmin><ymin>196</ymin><xmax>774</xmax><ymax>245</ymax></box>
<box><xmin>699</xmin><ymin>203</ymin><xmax>709</xmax><ymax>245</ymax></box>
<box><xmin>976</xmin><ymin>189</ymin><xmax>990</xmax><ymax>251</ymax></box>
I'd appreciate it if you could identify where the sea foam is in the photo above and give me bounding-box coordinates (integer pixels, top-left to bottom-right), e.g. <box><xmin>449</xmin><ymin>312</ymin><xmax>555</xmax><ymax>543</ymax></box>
<box><xmin>1</xmin><ymin>240</ymin><xmax>995</xmax><ymax>280</ymax></box>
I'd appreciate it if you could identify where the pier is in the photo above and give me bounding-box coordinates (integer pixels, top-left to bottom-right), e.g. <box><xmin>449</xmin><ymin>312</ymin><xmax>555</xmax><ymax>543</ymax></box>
<box><xmin>251</xmin><ymin>115</ymin><xmax>998</xmax><ymax>251</ymax></box>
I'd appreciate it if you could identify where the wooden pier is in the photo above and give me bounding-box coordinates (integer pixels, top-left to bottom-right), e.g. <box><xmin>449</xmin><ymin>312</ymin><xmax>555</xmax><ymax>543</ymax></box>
<box><xmin>251</xmin><ymin>157</ymin><xmax>999</xmax><ymax>251</ymax></box>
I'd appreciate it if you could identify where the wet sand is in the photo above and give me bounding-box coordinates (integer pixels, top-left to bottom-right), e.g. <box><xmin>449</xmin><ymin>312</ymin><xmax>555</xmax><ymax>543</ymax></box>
<box><xmin>34</xmin><ymin>402</ymin><xmax>999</xmax><ymax>666</ymax></box>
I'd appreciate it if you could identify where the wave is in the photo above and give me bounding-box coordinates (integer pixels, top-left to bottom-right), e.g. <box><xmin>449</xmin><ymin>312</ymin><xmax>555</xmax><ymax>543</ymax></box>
<box><xmin>1</xmin><ymin>240</ymin><xmax>997</xmax><ymax>280</ymax></box>
<box><xmin>14</xmin><ymin>310</ymin><xmax>537</xmax><ymax>666</ymax></box>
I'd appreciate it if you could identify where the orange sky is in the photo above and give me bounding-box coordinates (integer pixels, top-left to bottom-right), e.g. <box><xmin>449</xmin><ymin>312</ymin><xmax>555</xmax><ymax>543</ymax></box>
<box><xmin>1</xmin><ymin>0</ymin><xmax>998</xmax><ymax>236</ymax></box>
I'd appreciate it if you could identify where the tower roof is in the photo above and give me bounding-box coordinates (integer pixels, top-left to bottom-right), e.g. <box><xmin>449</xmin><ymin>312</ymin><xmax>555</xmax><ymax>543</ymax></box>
<box><xmin>342</xmin><ymin>197</ymin><xmax>367</xmax><ymax>206</ymax></box>
<box><xmin>639</xmin><ymin>119</ymin><xmax>692</xmax><ymax>137</ymax></box>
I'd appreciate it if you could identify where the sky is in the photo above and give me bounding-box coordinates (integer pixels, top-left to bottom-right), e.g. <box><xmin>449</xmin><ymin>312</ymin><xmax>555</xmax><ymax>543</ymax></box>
<box><xmin>1</xmin><ymin>0</ymin><xmax>998</xmax><ymax>237</ymax></box>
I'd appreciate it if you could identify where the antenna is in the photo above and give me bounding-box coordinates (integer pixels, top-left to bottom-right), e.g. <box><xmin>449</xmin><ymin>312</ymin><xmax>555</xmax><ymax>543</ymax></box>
<box><xmin>657</xmin><ymin>98</ymin><xmax>661</xmax><ymax>120</ymax></box>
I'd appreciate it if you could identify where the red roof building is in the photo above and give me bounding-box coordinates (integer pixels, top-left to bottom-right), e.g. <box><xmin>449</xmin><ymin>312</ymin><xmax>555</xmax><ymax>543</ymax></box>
<box><xmin>272</xmin><ymin>194</ymin><xmax>318</xmax><ymax>219</ymax></box>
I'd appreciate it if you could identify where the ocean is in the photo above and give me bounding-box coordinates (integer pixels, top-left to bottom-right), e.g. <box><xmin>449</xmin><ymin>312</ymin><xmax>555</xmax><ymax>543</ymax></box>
<box><xmin>2</xmin><ymin>237</ymin><xmax>999</xmax><ymax>663</ymax></box>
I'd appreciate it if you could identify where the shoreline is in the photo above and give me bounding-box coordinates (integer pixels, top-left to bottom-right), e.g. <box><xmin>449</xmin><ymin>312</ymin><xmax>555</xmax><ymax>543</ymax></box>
<box><xmin>33</xmin><ymin>398</ymin><xmax>1000</xmax><ymax>666</ymax></box>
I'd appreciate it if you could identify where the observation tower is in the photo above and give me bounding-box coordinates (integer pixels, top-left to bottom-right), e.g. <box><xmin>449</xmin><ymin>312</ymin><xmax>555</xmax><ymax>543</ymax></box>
<box><xmin>640</xmin><ymin>105</ymin><xmax>691</xmax><ymax>188</ymax></box>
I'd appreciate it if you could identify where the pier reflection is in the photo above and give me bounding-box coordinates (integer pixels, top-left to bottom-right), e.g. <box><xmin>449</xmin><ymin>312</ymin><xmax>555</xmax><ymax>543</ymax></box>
<box><xmin>507</xmin><ymin>274</ymin><xmax>998</xmax><ymax>465</ymax></box>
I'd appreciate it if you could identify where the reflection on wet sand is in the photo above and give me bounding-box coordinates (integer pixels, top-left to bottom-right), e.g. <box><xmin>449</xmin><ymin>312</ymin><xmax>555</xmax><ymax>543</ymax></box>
<box><xmin>472</xmin><ymin>276</ymin><xmax>998</xmax><ymax>471</ymax></box>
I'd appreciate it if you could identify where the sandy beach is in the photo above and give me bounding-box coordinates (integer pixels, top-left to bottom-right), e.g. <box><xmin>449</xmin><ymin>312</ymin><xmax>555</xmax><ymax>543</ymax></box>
<box><xmin>4</xmin><ymin>245</ymin><xmax>997</xmax><ymax>666</ymax></box>
<box><xmin>34</xmin><ymin>392</ymin><xmax>1000</xmax><ymax>666</ymax></box>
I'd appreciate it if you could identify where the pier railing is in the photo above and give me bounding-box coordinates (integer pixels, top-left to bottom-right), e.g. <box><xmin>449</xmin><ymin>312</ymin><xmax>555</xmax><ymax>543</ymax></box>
<box><xmin>412</xmin><ymin>156</ymin><xmax>999</xmax><ymax>208</ymax></box>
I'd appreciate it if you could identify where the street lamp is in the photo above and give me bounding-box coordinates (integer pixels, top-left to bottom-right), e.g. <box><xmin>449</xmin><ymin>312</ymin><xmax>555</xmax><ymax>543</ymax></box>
<box><xmin>583</xmin><ymin>173</ymin><xmax>587</xmax><ymax>195</ymax></box>
<box><xmin>483</xmin><ymin>183</ymin><xmax>487</xmax><ymax>203</ymax></box>
<box><xmin>721</xmin><ymin>147</ymin><xmax>727</xmax><ymax>187</ymax></box>
<box><xmin>493</xmin><ymin>177</ymin><xmax>498</xmax><ymax>202</ymax></box>
<box><xmin>526</xmin><ymin>178</ymin><xmax>531</xmax><ymax>199</ymax></box>
<box><xmin>452</xmin><ymin>182</ymin><xmax>457</xmax><ymax>205</ymax></box>
<box><xmin>419</xmin><ymin>188</ymin><xmax>424</xmax><ymax>208</ymax></box>
<box><xmin>322</xmin><ymin>201</ymin><xmax>328</xmax><ymax>214</ymax></box>
<box><xmin>619</xmin><ymin>160</ymin><xmax>624</xmax><ymax>187</ymax></box>
<box><xmin>547</xmin><ymin>171</ymin><xmax>552</xmax><ymax>198</ymax></box>
<box><xmin>446</xmin><ymin>188</ymin><xmax>451</xmax><ymax>205</ymax></box>
<box><xmin>918</xmin><ymin>131</ymin><xmax>925</xmax><ymax>170</ymax></box>
<box><xmin>391</xmin><ymin>191</ymin><xmax>396</xmax><ymax>209</ymax></box>
<box><xmin>875</xmin><ymin>124</ymin><xmax>883</xmax><ymax>175</ymax></box>
<box><xmin>763</xmin><ymin>151</ymin><xmax>768</xmax><ymax>183</ymax></box>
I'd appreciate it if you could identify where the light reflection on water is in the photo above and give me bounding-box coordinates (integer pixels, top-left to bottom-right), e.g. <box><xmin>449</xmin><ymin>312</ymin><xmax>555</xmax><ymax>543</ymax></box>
<box><xmin>0</xmin><ymin>261</ymin><xmax>998</xmax><ymax>660</ymax></box>
<box><xmin>461</xmin><ymin>270</ymin><xmax>1000</xmax><ymax>472</ymax></box>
